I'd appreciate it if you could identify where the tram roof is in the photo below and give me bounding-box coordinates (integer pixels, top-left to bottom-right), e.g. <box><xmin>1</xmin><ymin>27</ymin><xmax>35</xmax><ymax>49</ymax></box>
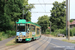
<box><xmin>16</xmin><ymin>19</ymin><xmax>41</xmax><ymax>27</ymax></box>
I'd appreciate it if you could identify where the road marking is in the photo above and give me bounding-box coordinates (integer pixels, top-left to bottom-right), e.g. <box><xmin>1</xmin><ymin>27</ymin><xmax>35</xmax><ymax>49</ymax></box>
<box><xmin>43</xmin><ymin>37</ymin><xmax>60</xmax><ymax>47</ymax></box>
<box><xmin>49</xmin><ymin>38</ymin><xmax>60</xmax><ymax>47</ymax></box>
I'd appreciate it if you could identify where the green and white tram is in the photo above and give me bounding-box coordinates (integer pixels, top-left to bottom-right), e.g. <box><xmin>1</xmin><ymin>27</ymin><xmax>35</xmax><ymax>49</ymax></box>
<box><xmin>16</xmin><ymin>19</ymin><xmax>41</xmax><ymax>42</ymax></box>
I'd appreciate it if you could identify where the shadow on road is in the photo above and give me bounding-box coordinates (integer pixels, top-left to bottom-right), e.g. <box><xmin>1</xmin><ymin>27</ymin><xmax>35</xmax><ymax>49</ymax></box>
<box><xmin>15</xmin><ymin>39</ymin><xmax>38</xmax><ymax>44</ymax></box>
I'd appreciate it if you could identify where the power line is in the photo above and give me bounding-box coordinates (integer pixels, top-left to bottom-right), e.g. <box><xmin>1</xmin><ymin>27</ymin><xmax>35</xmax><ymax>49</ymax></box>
<box><xmin>31</xmin><ymin>12</ymin><xmax>66</xmax><ymax>13</ymax></box>
<box><xmin>43</xmin><ymin>0</ymin><xmax>45</xmax><ymax>3</ymax></box>
<box><xmin>38</xmin><ymin>0</ymin><xmax>46</xmax><ymax>12</ymax></box>
<box><xmin>43</xmin><ymin>0</ymin><xmax>46</xmax><ymax>14</ymax></box>
<box><xmin>31</xmin><ymin>12</ymin><xmax>50</xmax><ymax>13</ymax></box>
<box><xmin>30</xmin><ymin>3</ymin><xmax>53</xmax><ymax>5</ymax></box>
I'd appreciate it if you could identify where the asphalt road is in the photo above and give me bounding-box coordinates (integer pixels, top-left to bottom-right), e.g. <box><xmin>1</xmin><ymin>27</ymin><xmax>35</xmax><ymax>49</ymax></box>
<box><xmin>0</xmin><ymin>35</ymin><xmax>75</xmax><ymax>50</ymax></box>
<box><xmin>0</xmin><ymin>36</ymin><xmax>15</xmax><ymax>48</ymax></box>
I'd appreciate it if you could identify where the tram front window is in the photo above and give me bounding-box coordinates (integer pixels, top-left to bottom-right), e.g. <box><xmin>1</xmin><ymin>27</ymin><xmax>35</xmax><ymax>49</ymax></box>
<box><xmin>17</xmin><ymin>24</ymin><xmax>25</xmax><ymax>32</ymax></box>
<box><xmin>17</xmin><ymin>26</ymin><xmax>25</xmax><ymax>32</ymax></box>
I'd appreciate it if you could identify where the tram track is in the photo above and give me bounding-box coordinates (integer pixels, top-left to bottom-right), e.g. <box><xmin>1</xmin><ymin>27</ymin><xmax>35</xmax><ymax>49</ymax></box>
<box><xmin>36</xmin><ymin>37</ymin><xmax>49</xmax><ymax>50</ymax></box>
<box><xmin>0</xmin><ymin>45</ymin><xmax>6</xmax><ymax>49</ymax></box>
<box><xmin>44</xmin><ymin>38</ymin><xmax>52</xmax><ymax>50</ymax></box>
<box><xmin>25</xmin><ymin>36</ymin><xmax>49</xmax><ymax>50</ymax></box>
<box><xmin>24</xmin><ymin>36</ymin><xmax>46</xmax><ymax>50</ymax></box>
<box><xmin>1</xmin><ymin>35</ymin><xmax>74</xmax><ymax>50</ymax></box>
<box><xmin>2</xmin><ymin>36</ymin><xmax>46</xmax><ymax>50</ymax></box>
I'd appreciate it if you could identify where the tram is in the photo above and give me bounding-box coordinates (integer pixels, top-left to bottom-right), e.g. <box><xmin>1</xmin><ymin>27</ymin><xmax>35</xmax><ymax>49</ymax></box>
<box><xmin>16</xmin><ymin>19</ymin><xmax>41</xmax><ymax>42</ymax></box>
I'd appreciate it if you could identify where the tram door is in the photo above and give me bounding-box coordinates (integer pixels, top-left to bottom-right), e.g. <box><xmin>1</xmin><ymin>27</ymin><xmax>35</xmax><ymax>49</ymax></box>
<box><xmin>26</xmin><ymin>24</ymin><xmax>32</xmax><ymax>38</ymax></box>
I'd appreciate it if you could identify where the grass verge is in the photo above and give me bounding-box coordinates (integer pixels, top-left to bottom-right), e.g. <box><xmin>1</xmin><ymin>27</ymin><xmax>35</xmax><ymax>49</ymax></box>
<box><xmin>6</xmin><ymin>38</ymin><xmax>21</xmax><ymax>46</ymax></box>
<box><xmin>62</xmin><ymin>39</ymin><xmax>75</xmax><ymax>44</ymax></box>
<box><xmin>42</xmin><ymin>34</ymin><xmax>55</xmax><ymax>37</ymax></box>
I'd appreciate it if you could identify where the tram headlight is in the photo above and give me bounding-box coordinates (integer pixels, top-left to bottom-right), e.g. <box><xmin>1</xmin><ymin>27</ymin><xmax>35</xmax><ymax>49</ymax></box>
<box><xmin>24</xmin><ymin>36</ymin><xmax>25</xmax><ymax>37</ymax></box>
<box><xmin>16</xmin><ymin>36</ymin><xmax>18</xmax><ymax>37</ymax></box>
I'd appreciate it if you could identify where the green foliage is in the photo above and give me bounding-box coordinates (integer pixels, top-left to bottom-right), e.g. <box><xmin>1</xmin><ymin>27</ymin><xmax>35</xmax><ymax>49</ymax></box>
<box><xmin>0</xmin><ymin>38</ymin><xmax>1</xmax><ymax>41</ymax></box>
<box><xmin>0</xmin><ymin>32</ymin><xmax>2</xmax><ymax>41</ymax></box>
<box><xmin>51</xmin><ymin>32</ymin><xmax>57</xmax><ymax>36</ymax></box>
<box><xmin>70</xmin><ymin>30</ymin><xmax>73</xmax><ymax>36</ymax></box>
<box><xmin>37</xmin><ymin>15</ymin><xmax>50</xmax><ymax>33</ymax></box>
<box><xmin>6</xmin><ymin>30</ymin><xmax>16</xmax><ymax>37</ymax></box>
<box><xmin>46</xmin><ymin>29</ymin><xmax>50</xmax><ymax>34</ymax></box>
<box><xmin>50</xmin><ymin>1</ymin><xmax>66</xmax><ymax>32</ymax></box>
<box><xmin>0</xmin><ymin>30</ymin><xmax>16</xmax><ymax>41</ymax></box>
<box><xmin>0</xmin><ymin>0</ymin><xmax>34</xmax><ymax>32</ymax></box>
<box><xmin>70</xmin><ymin>19</ymin><xmax>74</xmax><ymax>23</ymax></box>
<box><xmin>49</xmin><ymin>27</ymin><xmax>73</xmax><ymax>36</ymax></box>
<box><xmin>4</xmin><ymin>0</ymin><xmax>33</xmax><ymax>22</ymax></box>
<box><xmin>71</xmin><ymin>27</ymin><xmax>75</xmax><ymax>36</ymax></box>
<box><xmin>4</xmin><ymin>34</ymin><xmax>9</xmax><ymax>38</ymax></box>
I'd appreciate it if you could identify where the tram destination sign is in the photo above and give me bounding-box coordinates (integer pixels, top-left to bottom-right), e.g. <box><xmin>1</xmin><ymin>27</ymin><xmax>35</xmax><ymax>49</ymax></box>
<box><xmin>17</xmin><ymin>24</ymin><xmax>25</xmax><ymax>26</ymax></box>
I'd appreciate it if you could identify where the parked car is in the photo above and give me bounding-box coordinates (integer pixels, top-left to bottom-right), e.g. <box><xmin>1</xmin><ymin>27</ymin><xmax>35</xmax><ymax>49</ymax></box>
<box><xmin>57</xmin><ymin>34</ymin><xmax>65</xmax><ymax>37</ymax></box>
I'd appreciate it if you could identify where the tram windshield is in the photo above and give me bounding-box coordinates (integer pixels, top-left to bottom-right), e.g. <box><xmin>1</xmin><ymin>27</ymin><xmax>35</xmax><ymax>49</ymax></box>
<box><xmin>17</xmin><ymin>24</ymin><xmax>25</xmax><ymax>32</ymax></box>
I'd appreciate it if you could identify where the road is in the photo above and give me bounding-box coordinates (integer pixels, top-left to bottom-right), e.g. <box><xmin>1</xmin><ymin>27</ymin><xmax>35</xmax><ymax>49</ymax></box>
<box><xmin>0</xmin><ymin>35</ymin><xmax>75</xmax><ymax>50</ymax></box>
<box><xmin>0</xmin><ymin>36</ymin><xmax>15</xmax><ymax>48</ymax></box>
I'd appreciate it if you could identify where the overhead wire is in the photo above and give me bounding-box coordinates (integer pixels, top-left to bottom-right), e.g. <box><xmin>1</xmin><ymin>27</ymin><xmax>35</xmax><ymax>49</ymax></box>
<box><xmin>43</xmin><ymin>0</ymin><xmax>46</xmax><ymax>15</ymax></box>
<box><xmin>30</xmin><ymin>0</ymin><xmax>65</xmax><ymax>13</ymax></box>
<box><xmin>38</xmin><ymin>0</ymin><xmax>46</xmax><ymax>12</ymax></box>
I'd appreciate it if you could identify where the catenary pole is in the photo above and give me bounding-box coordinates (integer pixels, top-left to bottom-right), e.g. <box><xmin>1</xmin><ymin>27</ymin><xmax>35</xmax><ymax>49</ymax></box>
<box><xmin>50</xmin><ymin>22</ymin><xmax>51</xmax><ymax>34</ymax></box>
<box><xmin>68</xmin><ymin>0</ymin><xmax>70</xmax><ymax>40</ymax></box>
<box><xmin>66</xmin><ymin>0</ymin><xmax>70</xmax><ymax>40</ymax></box>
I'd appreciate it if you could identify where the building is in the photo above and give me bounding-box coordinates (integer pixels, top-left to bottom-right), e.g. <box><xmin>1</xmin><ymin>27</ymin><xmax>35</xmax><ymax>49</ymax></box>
<box><xmin>70</xmin><ymin>19</ymin><xmax>75</xmax><ymax>29</ymax></box>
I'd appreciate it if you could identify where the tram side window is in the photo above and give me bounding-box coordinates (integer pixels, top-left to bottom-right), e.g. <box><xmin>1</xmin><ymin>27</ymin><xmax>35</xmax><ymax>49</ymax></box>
<box><xmin>30</xmin><ymin>25</ymin><xmax>35</xmax><ymax>32</ymax></box>
<box><xmin>26</xmin><ymin>24</ymin><xmax>30</xmax><ymax>32</ymax></box>
<box><xmin>37</xmin><ymin>28</ymin><xmax>40</xmax><ymax>34</ymax></box>
<box><xmin>26</xmin><ymin>24</ymin><xmax>35</xmax><ymax>32</ymax></box>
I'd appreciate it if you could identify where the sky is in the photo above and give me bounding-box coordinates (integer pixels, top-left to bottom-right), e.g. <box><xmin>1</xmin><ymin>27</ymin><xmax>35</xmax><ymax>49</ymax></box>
<box><xmin>28</xmin><ymin>0</ymin><xmax>75</xmax><ymax>23</ymax></box>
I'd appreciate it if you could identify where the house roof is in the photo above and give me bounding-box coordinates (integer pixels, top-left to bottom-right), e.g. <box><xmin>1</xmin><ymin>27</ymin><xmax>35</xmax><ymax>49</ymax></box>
<box><xmin>70</xmin><ymin>19</ymin><xmax>75</xmax><ymax>25</ymax></box>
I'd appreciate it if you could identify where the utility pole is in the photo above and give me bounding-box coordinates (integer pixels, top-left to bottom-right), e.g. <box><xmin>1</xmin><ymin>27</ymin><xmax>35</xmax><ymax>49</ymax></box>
<box><xmin>50</xmin><ymin>21</ymin><xmax>51</xmax><ymax>34</ymax></box>
<box><xmin>49</xmin><ymin>21</ymin><xmax>51</xmax><ymax>36</ymax></box>
<box><xmin>66</xmin><ymin>0</ymin><xmax>70</xmax><ymax>40</ymax></box>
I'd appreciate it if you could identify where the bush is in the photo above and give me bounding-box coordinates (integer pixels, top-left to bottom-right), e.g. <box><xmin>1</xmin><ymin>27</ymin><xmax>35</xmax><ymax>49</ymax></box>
<box><xmin>2</xmin><ymin>32</ymin><xmax>5</xmax><ymax>36</ymax></box>
<box><xmin>71</xmin><ymin>27</ymin><xmax>75</xmax><ymax>36</ymax></box>
<box><xmin>70</xmin><ymin>30</ymin><xmax>73</xmax><ymax>36</ymax></box>
<box><xmin>0</xmin><ymin>38</ymin><xmax>1</xmax><ymax>41</ymax></box>
<box><xmin>5</xmin><ymin>30</ymin><xmax>16</xmax><ymax>38</ymax></box>
<box><xmin>46</xmin><ymin>32</ymin><xmax>50</xmax><ymax>34</ymax></box>
<box><xmin>0</xmin><ymin>30</ymin><xmax>15</xmax><ymax>41</ymax></box>
<box><xmin>4</xmin><ymin>34</ymin><xmax>9</xmax><ymax>38</ymax></box>
<box><xmin>46</xmin><ymin>29</ymin><xmax>50</xmax><ymax>34</ymax></box>
<box><xmin>51</xmin><ymin>32</ymin><xmax>56</xmax><ymax>36</ymax></box>
<box><xmin>11</xmin><ymin>31</ymin><xmax>16</xmax><ymax>36</ymax></box>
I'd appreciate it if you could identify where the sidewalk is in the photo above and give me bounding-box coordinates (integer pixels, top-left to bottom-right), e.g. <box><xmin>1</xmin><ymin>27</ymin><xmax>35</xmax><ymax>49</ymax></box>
<box><xmin>42</xmin><ymin>34</ymin><xmax>75</xmax><ymax>40</ymax></box>
<box><xmin>51</xmin><ymin>36</ymin><xmax>75</xmax><ymax>40</ymax></box>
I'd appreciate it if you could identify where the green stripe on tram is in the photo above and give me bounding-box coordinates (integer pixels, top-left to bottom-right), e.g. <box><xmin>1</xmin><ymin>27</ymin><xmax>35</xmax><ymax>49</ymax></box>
<box><xmin>26</xmin><ymin>38</ymin><xmax>31</xmax><ymax>41</ymax></box>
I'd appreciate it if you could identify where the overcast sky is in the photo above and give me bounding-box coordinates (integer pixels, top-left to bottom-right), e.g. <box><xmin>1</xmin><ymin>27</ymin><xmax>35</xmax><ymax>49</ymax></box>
<box><xmin>28</xmin><ymin>0</ymin><xmax>75</xmax><ymax>22</ymax></box>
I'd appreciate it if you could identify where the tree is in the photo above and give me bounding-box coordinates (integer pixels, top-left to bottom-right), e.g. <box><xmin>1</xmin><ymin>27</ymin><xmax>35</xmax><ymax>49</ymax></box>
<box><xmin>0</xmin><ymin>0</ymin><xmax>12</xmax><ymax>31</ymax></box>
<box><xmin>70</xmin><ymin>19</ymin><xmax>74</xmax><ymax>23</ymax></box>
<box><xmin>4</xmin><ymin>0</ymin><xmax>34</xmax><ymax>22</ymax></box>
<box><xmin>0</xmin><ymin>0</ymin><xmax>34</xmax><ymax>31</ymax></box>
<box><xmin>37</xmin><ymin>15</ymin><xmax>50</xmax><ymax>33</ymax></box>
<box><xmin>50</xmin><ymin>1</ymin><xmax>66</xmax><ymax>32</ymax></box>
